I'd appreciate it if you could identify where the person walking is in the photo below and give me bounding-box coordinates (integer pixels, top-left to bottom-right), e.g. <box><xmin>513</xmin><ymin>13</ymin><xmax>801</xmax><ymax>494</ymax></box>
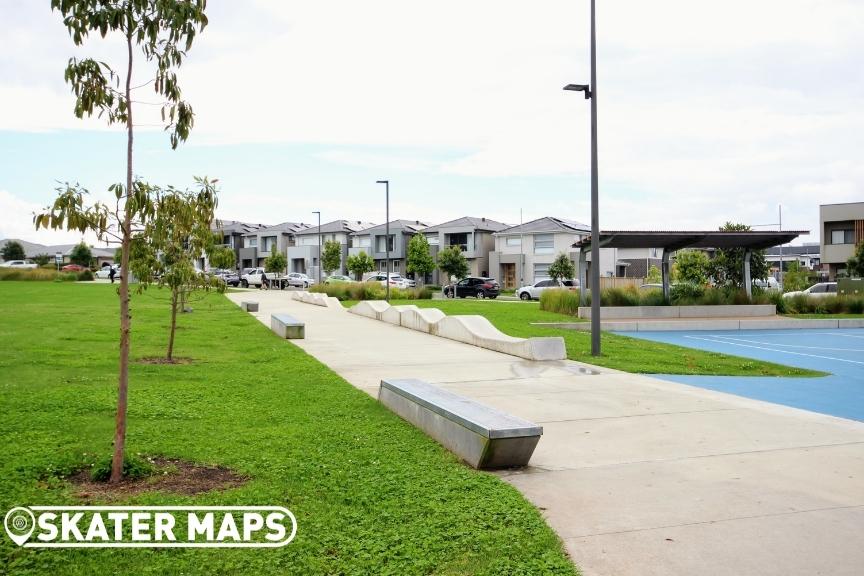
<box><xmin>108</xmin><ymin>265</ymin><xmax>116</xmax><ymax>283</ymax></box>
<box><xmin>259</xmin><ymin>270</ymin><xmax>268</xmax><ymax>290</ymax></box>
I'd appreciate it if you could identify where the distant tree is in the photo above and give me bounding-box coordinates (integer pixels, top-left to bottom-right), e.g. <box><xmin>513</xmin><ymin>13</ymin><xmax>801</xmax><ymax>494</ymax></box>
<box><xmin>265</xmin><ymin>251</ymin><xmax>287</xmax><ymax>274</ymax></box>
<box><xmin>37</xmin><ymin>0</ymin><xmax>208</xmax><ymax>483</ymax></box>
<box><xmin>406</xmin><ymin>234</ymin><xmax>435</xmax><ymax>285</ymax></box>
<box><xmin>32</xmin><ymin>253</ymin><xmax>52</xmax><ymax>266</ymax></box>
<box><xmin>347</xmin><ymin>251</ymin><xmax>374</xmax><ymax>280</ymax></box>
<box><xmin>1</xmin><ymin>241</ymin><xmax>25</xmax><ymax>261</ymax></box>
<box><xmin>646</xmin><ymin>264</ymin><xmax>662</xmax><ymax>284</ymax></box>
<box><xmin>69</xmin><ymin>242</ymin><xmax>93</xmax><ymax>267</ymax></box>
<box><xmin>708</xmin><ymin>222</ymin><xmax>768</xmax><ymax>288</ymax></box>
<box><xmin>782</xmin><ymin>261</ymin><xmax>810</xmax><ymax>292</ymax></box>
<box><xmin>437</xmin><ymin>245</ymin><xmax>469</xmax><ymax>282</ymax></box>
<box><xmin>322</xmin><ymin>240</ymin><xmax>343</xmax><ymax>276</ymax></box>
<box><xmin>847</xmin><ymin>242</ymin><xmax>864</xmax><ymax>278</ymax></box>
<box><xmin>548</xmin><ymin>252</ymin><xmax>576</xmax><ymax>282</ymax></box>
<box><xmin>674</xmin><ymin>250</ymin><xmax>710</xmax><ymax>285</ymax></box>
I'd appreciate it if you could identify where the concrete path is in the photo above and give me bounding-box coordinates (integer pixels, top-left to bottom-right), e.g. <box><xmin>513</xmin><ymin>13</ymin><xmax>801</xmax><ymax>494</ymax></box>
<box><xmin>226</xmin><ymin>291</ymin><xmax>864</xmax><ymax>576</ymax></box>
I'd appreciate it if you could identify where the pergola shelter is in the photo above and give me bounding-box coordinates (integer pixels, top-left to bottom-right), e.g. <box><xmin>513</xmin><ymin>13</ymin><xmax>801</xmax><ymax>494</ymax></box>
<box><xmin>573</xmin><ymin>230</ymin><xmax>808</xmax><ymax>303</ymax></box>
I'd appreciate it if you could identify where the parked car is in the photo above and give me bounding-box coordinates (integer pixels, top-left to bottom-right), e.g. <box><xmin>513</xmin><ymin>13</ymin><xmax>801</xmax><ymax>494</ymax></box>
<box><xmin>212</xmin><ymin>269</ymin><xmax>240</xmax><ymax>287</ymax></box>
<box><xmin>240</xmin><ymin>267</ymin><xmax>266</xmax><ymax>287</ymax></box>
<box><xmin>783</xmin><ymin>282</ymin><xmax>838</xmax><ymax>299</ymax></box>
<box><xmin>444</xmin><ymin>277</ymin><xmax>500</xmax><ymax>299</ymax></box>
<box><xmin>0</xmin><ymin>260</ymin><xmax>38</xmax><ymax>269</ymax></box>
<box><xmin>95</xmin><ymin>266</ymin><xmax>121</xmax><ymax>279</ymax></box>
<box><xmin>753</xmin><ymin>277</ymin><xmax>781</xmax><ymax>291</ymax></box>
<box><xmin>366</xmin><ymin>273</ymin><xmax>410</xmax><ymax>288</ymax></box>
<box><xmin>61</xmin><ymin>263</ymin><xmax>87</xmax><ymax>272</ymax></box>
<box><xmin>286</xmin><ymin>273</ymin><xmax>314</xmax><ymax>288</ymax></box>
<box><xmin>516</xmin><ymin>279</ymin><xmax>578</xmax><ymax>301</ymax></box>
<box><xmin>324</xmin><ymin>274</ymin><xmax>354</xmax><ymax>284</ymax></box>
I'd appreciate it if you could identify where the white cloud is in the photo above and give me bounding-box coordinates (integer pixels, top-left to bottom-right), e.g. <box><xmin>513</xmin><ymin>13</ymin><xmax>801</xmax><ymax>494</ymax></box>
<box><xmin>0</xmin><ymin>189</ymin><xmax>99</xmax><ymax>245</ymax></box>
<box><xmin>1</xmin><ymin>0</ymin><xmax>861</xmax><ymax>240</ymax></box>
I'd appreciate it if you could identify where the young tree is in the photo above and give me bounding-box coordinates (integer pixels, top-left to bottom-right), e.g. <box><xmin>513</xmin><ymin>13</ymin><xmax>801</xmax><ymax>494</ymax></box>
<box><xmin>437</xmin><ymin>245</ymin><xmax>468</xmax><ymax>283</ymax></box>
<box><xmin>209</xmin><ymin>244</ymin><xmax>236</xmax><ymax>271</ymax></box>
<box><xmin>347</xmin><ymin>251</ymin><xmax>374</xmax><ymax>280</ymax></box>
<box><xmin>646</xmin><ymin>264</ymin><xmax>662</xmax><ymax>284</ymax></box>
<box><xmin>782</xmin><ymin>260</ymin><xmax>810</xmax><ymax>292</ymax></box>
<box><xmin>709</xmin><ymin>222</ymin><xmax>768</xmax><ymax>288</ymax></box>
<box><xmin>265</xmin><ymin>251</ymin><xmax>287</xmax><ymax>273</ymax></box>
<box><xmin>406</xmin><ymin>234</ymin><xmax>435</xmax><ymax>285</ymax></box>
<box><xmin>36</xmin><ymin>0</ymin><xmax>208</xmax><ymax>483</ymax></box>
<box><xmin>134</xmin><ymin>179</ymin><xmax>220</xmax><ymax>361</ymax></box>
<box><xmin>847</xmin><ymin>242</ymin><xmax>864</xmax><ymax>278</ymax></box>
<box><xmin>33</xmin><ymin>254</ymin><xmax>52</xmax><ymax>266</ymax></box>
<box><xmin>321</xmin><ymin>240</ymin><xmax>342</xmax><ymax>276</ymax></box>
<box><xmin>674</xmin><ymin>249</ymin><xmax>710</xmax><ymax>285</ymax></box>
<box><xmin>1</xmin><ymin>240</ymin><xmax>25</xmax><ymax>261</ymax></box>
<box><xmin>70</xmin><ymin>242</ymin><xmax>93</xmax><ymax>267</ymax></box>
<box><xmin>548</xmin><ymin>252</ymin><xmax>576</xmax><ymax>282</ymax></box>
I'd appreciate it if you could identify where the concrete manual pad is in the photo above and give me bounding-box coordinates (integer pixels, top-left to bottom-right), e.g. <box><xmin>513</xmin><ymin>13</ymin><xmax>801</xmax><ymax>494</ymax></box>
<box><xmin>225</xmin><ymin>291</ymin><xmax>864</xmax><ymax>576</ymax></box>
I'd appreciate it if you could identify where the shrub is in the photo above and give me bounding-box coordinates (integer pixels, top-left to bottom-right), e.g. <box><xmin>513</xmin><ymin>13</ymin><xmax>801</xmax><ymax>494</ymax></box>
<box><xmin>670</xmin><ymin>283</ymin><xmax>705</xmax><ymax>304</ymax></box>
<box><xmin>602</xmin><ymin>287</ymin><xmax>641</xmax><ymax>306</ymax></box>
<box><xmin>0</xmin><ymin>268</ymin><xmax>78</xmax><ymax>282</ymax></box>
<box><xmin>90</xmin><ymin>453</ymin><xmax>154</xmax><ymax>482</ymax></box>
<box><xmin>823</xmin><ymin>296</ymin><xmax>845</xmax><ymax>315</ymax></box>
<box><xmin>78</xmin><ymin>269</ymin><xmax>95</xmax><ymax>281</ymax></box>
<box><xmin>310</xmin><ymin>283</ymin><xmax>431</xmax><ymax>301</ymax></box>
<box><xmin>540</xmin><ymin>289</ymin><xmax>580</xmax><ymax>315</ymax></box>
<box><xmin>640</xmin><ymin>289</ymin><xmax>667</xmax><ymax>306</ymax></box>
<box><xmin>769</xmin><ymin>292</ymin><xmax>788</xmax><ymax>314</ymax></box>
<box><xmin>848</xmin><ymin>298</ymin><xmax>864</xmax><ymax>314</ymax></box>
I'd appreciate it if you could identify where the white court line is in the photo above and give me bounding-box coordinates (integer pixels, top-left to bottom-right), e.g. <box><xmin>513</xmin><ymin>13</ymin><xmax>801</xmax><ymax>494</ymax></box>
<box><xmin>697</xmin><ymin>335</ymin><xmax>864</xmax><ymax>353</ymax></box>
<box><xmin>683</xmin><ymin>335</ymin><xmax>864</xmax><ymax>366</ymax></box>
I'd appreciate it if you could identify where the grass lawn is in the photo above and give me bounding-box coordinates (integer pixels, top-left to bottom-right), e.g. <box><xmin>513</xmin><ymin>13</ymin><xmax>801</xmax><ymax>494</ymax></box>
<box><xmin>377</xmin><ymin>299</ymin><xmax>824</xmax><ymax>377</ymax></box>
<box><xmin>782</xmin><ymin>313</ymin><xmax>864</xmax><ymax>319</ymax></box>
<box><xmin>0</xmin><ymin>283</ymin><xmax>575</xmax><ymax>575</ymax></box>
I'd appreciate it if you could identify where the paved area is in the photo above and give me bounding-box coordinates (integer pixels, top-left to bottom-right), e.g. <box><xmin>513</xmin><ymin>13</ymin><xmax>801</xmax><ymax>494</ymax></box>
<box><xmin>226</xmin><ymin>291</ymin><xmax>864</xmax><ymax>576</ymax></box>
<box><xmin>626</xmin><ymin>329</ymin><xmax>864</xmax><ymax>421</ymax></box>
<box><xmin>545</xmin><ymin>316</ymin><xmax>864</xmax><ymax>331</ymax></box>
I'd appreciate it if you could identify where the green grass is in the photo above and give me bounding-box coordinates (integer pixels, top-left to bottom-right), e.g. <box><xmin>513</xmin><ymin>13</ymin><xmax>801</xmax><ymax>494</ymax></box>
<box><xmin>373</xmin><ymin>299</ymin><xmax>824</xmax><ymax>377</ymax></box>
<box><xmin>782</xmin><ymin>313</ymin><xmax>864</xmax><ymax>319</ymax></box>
<box><xmin>0</xmin><ymin>283</ymin><xmax>576</xmax><ymax>576</ymax></box>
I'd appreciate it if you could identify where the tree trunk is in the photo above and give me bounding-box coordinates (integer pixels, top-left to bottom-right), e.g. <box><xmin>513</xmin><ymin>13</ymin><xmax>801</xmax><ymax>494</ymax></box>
<box><xmin>110</xmin><ymin>32</ymin><xmax>134</xmax><ymax>484</ymax></box>
<box><xmin>167</xmin><ymin>288</ymin><xmax>178</xmax><ymax>361</ymax></box>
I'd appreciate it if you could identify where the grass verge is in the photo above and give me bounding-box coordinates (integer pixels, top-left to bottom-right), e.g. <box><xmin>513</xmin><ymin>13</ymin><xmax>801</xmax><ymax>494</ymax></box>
<box><xmin>0</xmin><ymin>283</ymin><xmax>575</xmax><ymax>575</ymax></box>
<box><xmin>369</xmin><ymin>299</ymin><xmax>825</xmax><ymax>377</ymax></box>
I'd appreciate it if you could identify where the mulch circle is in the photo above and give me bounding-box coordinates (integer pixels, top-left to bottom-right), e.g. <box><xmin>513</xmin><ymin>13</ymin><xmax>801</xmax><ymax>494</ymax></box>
<box><xmin>69</xmin><ymin>457</ymin><xmax>247</xmax><ymax>500</ymax></box>
<box><xmin>137</xmin><ymin>357</ymin><xmax>193</xmax><ymax>365</ymax></box>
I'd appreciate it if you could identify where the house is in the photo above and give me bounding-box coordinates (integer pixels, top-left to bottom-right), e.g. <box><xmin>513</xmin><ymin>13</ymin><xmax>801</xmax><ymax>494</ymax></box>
<box><xmin>349</xmin><ymin>220</ymin><xmax>430</xmax><ymax>277</ymax></box>
<box><xmin>764</xmin><ymin>243</ymin><xmax>821</xmax><ymax>275</ymax></box>
<box><xmin>288</xmin><ymin>220</ymin><xmax>375</xmax><ymax>279</ymax></box>
<box><xmin>0</xmin><ymin>239</ymin><xmax>115</xmax><ymax>268</ymax></box>
<box><xmin>211</xmin><ymin>220</ymin><xmax>270</xmax><ymax>270</ymax></box>
<box><xmin>489</xmin><ymin>217</ymin><xmax>599</xmax><ymax>288</ymax></box>
<box><xmin>819</xmin><ymin>202</ymin><xmax>864</xmax><ymax>279</ymax></box>
<box><xmin>238</xmin><ymin>222</ymin><xmax>311</xmax><ymax>270</ymax></box>
<box><xmin>421</xmin><ymin>216</ymin><xmax>509</xmax><ymax>284</ymax></box>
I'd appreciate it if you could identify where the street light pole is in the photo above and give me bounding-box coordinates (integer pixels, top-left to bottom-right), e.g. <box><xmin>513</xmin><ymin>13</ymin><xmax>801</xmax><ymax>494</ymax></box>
<box><xmin>312</xmin><ymin>211</ymin><xmax>321</xmax><ymax>285</ymax></box>
<box><xmin>564</xmin><ymin>0</ymin><xmax>601</xmax><ymax>356</ymax></box>
<box><xmin>376</xmin><ymin>180</ymin><xmax>390</xmax><ymax>302</ymax></box>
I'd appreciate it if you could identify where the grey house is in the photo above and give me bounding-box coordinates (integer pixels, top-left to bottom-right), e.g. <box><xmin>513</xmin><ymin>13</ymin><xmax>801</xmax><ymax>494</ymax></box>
<box><xmin>238</xmin><ymin>222</ymin><xmax>311</xmax><ymax>270</ymax></box>
<box><xmin>211</xmin><ymin>220</ymin><xmax>269</xmax><ymax>269</ymax></box>
<box><xmin>349</xmin><ymin>220</ymin><xmax>430</xmax><ymax>277</ymax></box>
<box><xmin>422</xmin><ymin>216</ymin><xmax>509</xmax><ymax>284</ymax></box>
<box><xmin>288</xmin><ymin>220</ymin><xmax>375</xmax><ymax>279</ymax></box>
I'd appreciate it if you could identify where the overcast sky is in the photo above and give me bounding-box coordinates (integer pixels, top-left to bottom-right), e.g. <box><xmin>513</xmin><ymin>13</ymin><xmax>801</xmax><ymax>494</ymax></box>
<box><xmin>1</xmin><ymin>0</ymin><xmax>862</xmax><ymax>246</ymax></box>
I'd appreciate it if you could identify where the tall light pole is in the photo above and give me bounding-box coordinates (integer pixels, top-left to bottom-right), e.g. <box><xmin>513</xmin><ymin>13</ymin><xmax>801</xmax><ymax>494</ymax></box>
<box><xmin>312</xmin><ymin>211</ymin><xmax>321</xmax><ymax>285</ymax></box>
<box><xmin>376</xmin><ymin>180</ymin><xmax>390</xmax><ymax>302</ymax></box>
<box><xmin>564</xmin><ymin>0</ymin><xmax>601</xmax><ymax>356</ymax></box>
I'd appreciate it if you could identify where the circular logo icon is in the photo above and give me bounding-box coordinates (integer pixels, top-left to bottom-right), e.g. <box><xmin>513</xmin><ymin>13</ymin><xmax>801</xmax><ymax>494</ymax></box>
<box><xmin>4</xmin><ymin>507</ymin><xmax>35</xmax><ymax>546</ymax></box>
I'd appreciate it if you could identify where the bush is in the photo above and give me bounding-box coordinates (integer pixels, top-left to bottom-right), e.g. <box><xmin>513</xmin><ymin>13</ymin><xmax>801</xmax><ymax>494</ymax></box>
<box><xmin>310</xmin><ymin>283</ymin><xmax>432</xmax><ymax>301</ymax></box>
<box><xmin>848</xmin><ymin>298</ymin><xmax>864</xmax><ymax>314</ymax></box>
<box><xmin>601</xmin><ymin>287</ymin><xmax>641</xmax><ymax>306</ymax></box>
<box><xmin>78</xmin><ymin>269</ymin><xmax>95</xmax><ymax>281</ymax></box>
<box><xmin>0</xmin><ymin>268</ymin><xmax>78</xmax><ymax>282</ymax></box>
<box><xmin>670</xmin><ymin>283</ymin><xmax>705</xmax><ymax>304</ymax></box>
<box><xmin>90</xmin><ymin>453</ymin><xmax>154</xmax><ymax>482</ymax></box>
<box><xmin>539</xmin><ymin>289</ymin><xmax>580</xmax><ymax>315</ymax></box>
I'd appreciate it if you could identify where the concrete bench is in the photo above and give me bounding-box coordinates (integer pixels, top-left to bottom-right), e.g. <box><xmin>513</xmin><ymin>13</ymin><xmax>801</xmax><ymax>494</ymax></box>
<box><xmin>241</xmin><ymin>301</ymin><xmax>258</xmax><ymax>312</ymax></box>
<box><xmin>271</xmin><ymin>313</ymin><xmax>305</xmax><ymax>339</ymax></box>
<box><xmin>378</xmin><ymin>378</ymin><xmax>542</xmax><ymax>469</ymax></box>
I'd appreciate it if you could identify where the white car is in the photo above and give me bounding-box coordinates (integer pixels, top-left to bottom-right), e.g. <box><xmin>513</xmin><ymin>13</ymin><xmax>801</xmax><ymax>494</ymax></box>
<box><xmin>95</xmin><ymin>266</ymin><xmax>121</xmax><ymax>279</ymax></box>
<box><xmin>0</xmin><ymin>260</ymin><xmax>38</xmax><ymax>269</ymax></box>
<box><xmin>366</xmin><ymin>272</ymin><xmax>410</xmax><ymax>289</ymax></box>
<box><xmin>286</xmin><ymin>273</ymin><xmax>314</xmax><ymax>288</ymax></box>
<box><xmin>753</xmin><ymin>277</ymin><xmax>781</xmax><ymax>291</ymax></box>
<box><xmin>783</xmin><ymin>282</ymin><xmax>838</xmax><ymax>299</ymax></box>
<box><xmin>241</xmin><ymin>267</ymin><xmax>267</xmax><ymax>287</ymax></box>
<box><xmin>516</xmin><ymin>279</ymin><xmax>578</xmax><ymax>301</ymax></box>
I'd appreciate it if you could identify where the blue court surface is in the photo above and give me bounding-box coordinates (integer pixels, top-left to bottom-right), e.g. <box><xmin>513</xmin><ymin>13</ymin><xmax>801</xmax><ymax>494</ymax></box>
<box><xmin>623</xmin><ymin>328</ymin><xmax>864</xmax><ymax>422</ymax></box>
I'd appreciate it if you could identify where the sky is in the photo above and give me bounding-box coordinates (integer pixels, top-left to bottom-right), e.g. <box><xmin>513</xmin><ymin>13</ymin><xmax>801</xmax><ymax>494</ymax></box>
<box><xmin>1</xmin><ymin>0</ymin><xmax>862</xmax><ymax>246</ymax></box>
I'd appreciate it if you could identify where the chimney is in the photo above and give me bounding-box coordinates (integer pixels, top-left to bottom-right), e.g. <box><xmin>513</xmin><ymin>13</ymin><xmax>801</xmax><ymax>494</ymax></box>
<box><xmin>482</xmin><ymin>217</ymin><xmax>486</xmax><ymax>222</ymax></box>
<box><xmin>416</xmin><ymin>220</ymin><xmax>419</xmax><ymax>225</ymax></box>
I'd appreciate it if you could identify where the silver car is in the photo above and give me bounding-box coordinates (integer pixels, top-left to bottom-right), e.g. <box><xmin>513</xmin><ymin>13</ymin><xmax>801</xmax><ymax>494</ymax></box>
<box><xmin>782</xmin><ymin>282</ymin><xmax>837</xmax><ymax>299</ymax></box>
<box><xmin>516</xmin><ymin>279</ymin><xmax>578</xmax><ymax>301</ymax></box>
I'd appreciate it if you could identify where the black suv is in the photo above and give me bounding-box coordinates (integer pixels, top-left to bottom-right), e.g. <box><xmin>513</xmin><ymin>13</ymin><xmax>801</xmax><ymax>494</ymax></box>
<box><xmin>444</xmin><ymin>277</ymin><xmax>500</xmax><ymax>299</ymax></box>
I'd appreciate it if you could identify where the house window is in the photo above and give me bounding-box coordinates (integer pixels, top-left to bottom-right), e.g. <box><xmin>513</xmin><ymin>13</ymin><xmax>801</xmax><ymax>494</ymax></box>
<box><xmin>427</xmin><ymin>235</ymin><xmax>440</xmax><ymax>245</ymax></box>
<box><xmin>534</xmin><ymin>263</ymin><xmax>550</xmax><ymax>279</ymax></box>
<box><xmin>376</xmin><ymin>235</ymin><xmax>395</xmax><ymax>252</ymax></box>
<box><xmin>246</xmin><ymin>237</ymin><xmax>258</xmax><ymax>248</ymax></box>
<box><xmin>830</xmin><ymin>229</ymin><xmax>854</xmax><ymax>244</ymax></box>
<box><xmin>505</xmin><ymin>236</ymin><xmax>522</xmax><ymax>247</ymax></box>
<box><xmin>392</xmin><ymin>260</ymin><xmax>401</xmax><ymax>271</ymax></box>
<box><xmin>447</xmin><ymin>232</ymin><xmax>468</xmax><ymax>251</ymax></box>
<box><xmin>300</xmin><ymin>236</ymin><xmax>318</xmax><ymax>246</ymax></box>
<box><xmin>356</xmin><ymin>236</ymin><xmax>371</xmax><ymax>248</ymax></box>
<box><xmin>262</xmin><ymin>236</ymin><xmax>277</xmax><ymax>252</ymax></box>
<box><xmin>534</xmin><ymin>234</ymin><xmax>554</xmax><ymax>254</ymax></box>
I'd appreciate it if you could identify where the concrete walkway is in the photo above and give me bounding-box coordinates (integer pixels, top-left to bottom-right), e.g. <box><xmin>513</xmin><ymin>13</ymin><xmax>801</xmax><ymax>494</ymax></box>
<box><xmin>226</xmin><ymin>291</ymin><xmax>864</xmax><ymax>576</ymax></box>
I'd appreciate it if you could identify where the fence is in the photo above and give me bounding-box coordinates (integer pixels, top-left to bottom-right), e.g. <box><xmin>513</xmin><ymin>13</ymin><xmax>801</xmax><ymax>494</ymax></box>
<box><xmin>598</xmin><ymin>277</ymin><xmax>644</xmax><ymax>290</ymax></box>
